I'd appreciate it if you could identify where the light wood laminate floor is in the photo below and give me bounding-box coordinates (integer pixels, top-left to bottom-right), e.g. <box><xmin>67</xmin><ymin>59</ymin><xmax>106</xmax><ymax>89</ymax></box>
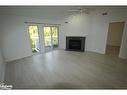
<box><xmin>5</xmin><ymin>49</ymin><xmax>127</xmax><ymax>89</ymax></box>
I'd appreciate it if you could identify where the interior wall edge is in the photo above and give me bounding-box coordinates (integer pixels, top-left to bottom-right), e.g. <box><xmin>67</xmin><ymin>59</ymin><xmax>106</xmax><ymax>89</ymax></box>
<box><xmin>119</xmin><ymin>21</ymin><xmax>127</xmax><ymax>59</ymax></box>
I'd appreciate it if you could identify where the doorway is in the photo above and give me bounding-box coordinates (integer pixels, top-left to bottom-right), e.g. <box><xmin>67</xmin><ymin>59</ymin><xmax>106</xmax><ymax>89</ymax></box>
<box><xmin>106</xmin><ymin>22</ymin><xmax>125</xmax><ymax>56</ymax></box>
<box><xmin>43</xmin><ymin>26</ymin><xmax>59</xmax><ymax>52</ymax></box>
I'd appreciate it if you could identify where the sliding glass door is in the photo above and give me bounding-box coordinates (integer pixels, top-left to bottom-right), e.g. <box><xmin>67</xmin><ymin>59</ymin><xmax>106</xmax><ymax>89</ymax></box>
<box><xmin>43</xmin><ymin>26</ymin><xmax>59</xmax><ymax>52</ymax></box>
<box><xmin>51</xmin><ymin>27</ymin><xmax>59</xmax><ymax>48</ymax></box>
<box><xmin>28</xmin><ymin>25</ymin><xmax>59</xmax><ymax>53</ymax></box>
<box><xmin>28</xmin><ymin>25</ymin><xmax>40</xmax><ymax>53</ymax></box>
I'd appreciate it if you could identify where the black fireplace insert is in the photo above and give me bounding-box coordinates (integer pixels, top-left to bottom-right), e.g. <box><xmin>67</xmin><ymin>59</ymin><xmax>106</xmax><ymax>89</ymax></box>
<box><xmin>66</xmin><ymin>36</ymin><xmax>85</xmax><ymax>52</ymax></box>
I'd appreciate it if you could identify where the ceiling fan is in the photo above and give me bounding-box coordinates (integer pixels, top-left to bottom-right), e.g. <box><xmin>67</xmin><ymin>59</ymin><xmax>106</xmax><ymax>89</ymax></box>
<box><xmin>68</xmin><ymin>7</ymin><xmax>96</xmax><ymax>14</ymax></box>
<box><xmin>68</xmin><ymin>7</ymin><xmax>90</xmax><ymax>14</ymax></box>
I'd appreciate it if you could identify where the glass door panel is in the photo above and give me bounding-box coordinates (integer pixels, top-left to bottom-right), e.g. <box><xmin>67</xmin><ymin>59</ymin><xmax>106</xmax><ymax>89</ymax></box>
<box><xmin>28</xmin><ymin>26</ymin><xmax>40</xmax><ymax>53</ymax></box>
<box><xmin>51</xmin><ymin>27</ymin><xmax>58</xmax><ymax>48</ymax></box>
<box><xmin>43</xmin><ymin>26</ymin><xmax>59</xmax><ymax>52</ymax></box>
<box><xmin>44</xmin><ymin>27</ymin><xmax>52</xmax><ymax>46</ymax></box>
<box><xmin>44</xmin><ymin>27</ymin><xmax>52</xmax><ymax>52</ymax></box>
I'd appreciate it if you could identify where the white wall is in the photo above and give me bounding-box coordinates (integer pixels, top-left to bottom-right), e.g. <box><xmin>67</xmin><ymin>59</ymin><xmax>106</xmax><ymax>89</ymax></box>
<box><xmin>1</xmin><ymin>15</ymin><xmax>61</xmax><ymax>62</ymax></box>
<box><xmin>90</xmin><ymin>8</ymin><xmax>127</xmax><ymax>54</ymax></box>
<box><xmin>88</xmin><ymin>9</ymin><xmax>109</xmax><ymax>54</ymax></box>
<box><xmin>1</xmin><ymin>8</ymin><xmax>127</xmax><ymax>62</ymax></box>
<box><xmin>59</xmin><ymin>13</ymin><xmax>92</xmax><ymax>51</ymax></box>
<box><xmin>60</xmin><ymin>9</ymin><xmax>110</xmax><ymax>54</ymax></box>
<box><xmin>0</xmin><ymin>17</ymin><xmax>5</xmax><ymax>81</ymax></box>
<box><xmin>1</xmin><ymin>15</ymin><xmax>32</xmax><ymax>62</ymax></box>
<box><xmin>60</xmin><ymin>8</ymin><xmax>127</xmax><ymax>55</ymax></box>
<box><xmin>0</xmin><ymin>49</ymin><xmax>5</xmax><ymax>82</ymax></box>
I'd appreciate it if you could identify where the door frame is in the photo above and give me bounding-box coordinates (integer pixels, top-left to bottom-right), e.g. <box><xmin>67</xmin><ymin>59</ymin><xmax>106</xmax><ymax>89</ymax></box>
<box><xmin>27</xmin><ymin>24</ymin><xmax>59</xmax><ymax>54</ymax></box>
<box><xmin>105</xmin><ymin>21</ymin><xmax>125</xmax><ymax>56</ymax></box>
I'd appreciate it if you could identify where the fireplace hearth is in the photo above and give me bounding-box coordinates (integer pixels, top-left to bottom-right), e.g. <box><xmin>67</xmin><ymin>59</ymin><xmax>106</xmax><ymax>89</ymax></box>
<box><xmin>66</xmin><ymin>36</ymin><xmax>85</xmax><ymax>52</ymax></box>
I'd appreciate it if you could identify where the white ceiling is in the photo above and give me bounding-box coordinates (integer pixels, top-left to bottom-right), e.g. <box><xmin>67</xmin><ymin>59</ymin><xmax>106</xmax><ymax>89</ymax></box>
<box><xmin>0</xmin><ymin>6</ymin><xmax>127</xmax><ymax>20</ymax></box>
<box><xmin>0</xmin><ymin>6</ymin><xmax>79</xmax><ymax>20</ymax></box>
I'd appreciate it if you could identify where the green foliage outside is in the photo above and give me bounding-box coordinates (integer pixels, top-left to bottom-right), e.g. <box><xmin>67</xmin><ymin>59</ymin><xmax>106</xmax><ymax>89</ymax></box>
<box><xmin>28</xmin><ymin>26</ymin><xmax>59</xmax><ymax>53</ymax></box>
<box><xmin>29</xmin><ymin>26</ymin><xmax>40</xmax><ymax>53</ymax></box>
<box><xmin>44</xmin><ymin>27</ymin><xmax>58</xmax><ymax>47</ymax></box>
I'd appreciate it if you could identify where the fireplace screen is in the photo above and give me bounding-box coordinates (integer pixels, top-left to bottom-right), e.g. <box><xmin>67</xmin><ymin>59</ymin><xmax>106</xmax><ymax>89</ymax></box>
<box><xmin>66</xmin><ymin>36</ymin><xmax>85</xmax><ymax>52</ymax></box>
<box><xmin>69</xmin><ymin>40</ymin><xmax>81</xmax><ymax>50</ymax></box>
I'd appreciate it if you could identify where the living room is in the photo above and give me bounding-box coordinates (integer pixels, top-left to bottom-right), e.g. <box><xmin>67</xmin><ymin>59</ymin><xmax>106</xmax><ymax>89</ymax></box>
<box><xmin>0</xmin><ymin>6</ymin><xmax>127</xmax><ymax>89</ymax></box>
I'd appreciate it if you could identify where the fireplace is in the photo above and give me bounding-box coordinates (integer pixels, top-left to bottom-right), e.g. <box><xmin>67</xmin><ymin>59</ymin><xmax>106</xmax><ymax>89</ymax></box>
<box><xmin>66</xmin><ymin>36</ymin><xmax>85</xmax><ymax>52</ymax></box>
